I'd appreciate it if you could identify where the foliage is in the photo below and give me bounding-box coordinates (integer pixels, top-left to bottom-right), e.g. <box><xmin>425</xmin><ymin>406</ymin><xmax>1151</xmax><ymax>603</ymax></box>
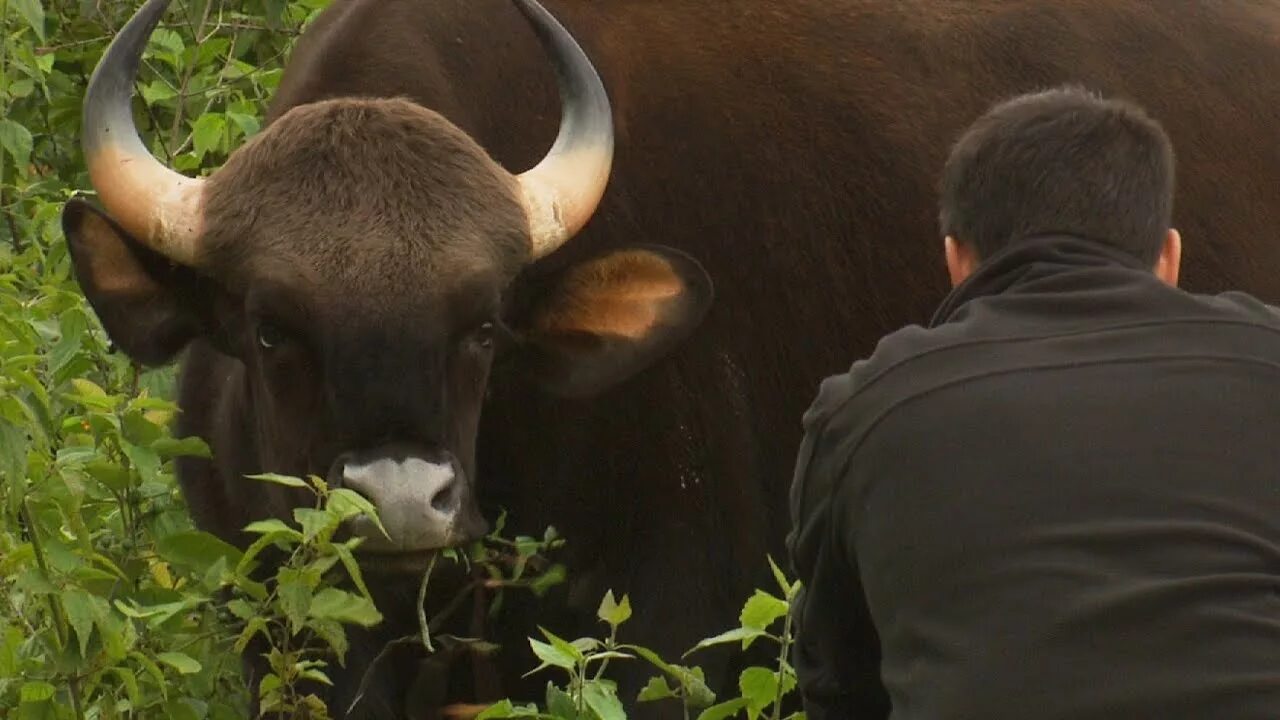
<box><xmin>476</xmin><ymin>557</ymin><xmax>806</xmax><ymax>720</ymax></box>
<box><xmin>2</xmin><ymin>2</ymin><xmax>810</xmax><ymax>719</ymax></box>
<box><xmin>0</xmin><ymin>0</ymin><xmax>331</xmax><ymax>717</ymax></box>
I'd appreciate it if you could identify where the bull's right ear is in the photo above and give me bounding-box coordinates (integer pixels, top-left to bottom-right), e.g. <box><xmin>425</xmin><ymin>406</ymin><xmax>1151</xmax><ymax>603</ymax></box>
<box><xmin>62</xmin><ymin>198</ymin><xmax>208</xmax><ymax>366</ymax></box>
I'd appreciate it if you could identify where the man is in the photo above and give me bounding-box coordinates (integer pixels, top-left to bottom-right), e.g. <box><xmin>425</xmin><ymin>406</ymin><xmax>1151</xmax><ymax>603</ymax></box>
<box><xmin>786</xmin><ymin>86</ymin><xmax>1280</xmax><ymax>720</ymax></box>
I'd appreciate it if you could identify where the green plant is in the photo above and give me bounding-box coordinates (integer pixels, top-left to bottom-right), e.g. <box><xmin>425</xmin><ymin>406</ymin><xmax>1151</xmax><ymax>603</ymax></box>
<box><xmin>476</xmin><ymin>557</ymin><xmax>806</xmax><ymax>720</ymax></box>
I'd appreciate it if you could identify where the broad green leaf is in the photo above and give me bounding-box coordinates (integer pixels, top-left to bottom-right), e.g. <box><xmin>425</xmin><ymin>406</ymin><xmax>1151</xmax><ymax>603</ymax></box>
<box><xmin>637</xmin><ymin>675</ymin><xmax>676</xmax><ymax>702</ymax></box>
<box><xmin>583</xmin><ymin>681</ymin><xmax>626</xmax><ymax>720</ymax></box>
<box><xmin>151</xmin><ymin>436</ymin><xmax>213</xmax><ymax>459</ymax></box>
<box><xmin>191</xmin><ymin>113</ymin><xmax>227</xmax><ymax>160</ymax></box>
<box><xmin>307</xmin><ymin>587</ymin><xmax>383</xmax><ymax>627</ymax></box>
<box><xmin>227</xmin><ymin>111</ymin><xmax>261</xmax><ymax>138</ymax></box>
<box><xmin>294</xmin><ymin>507</ymin><xmax>336</xmax><ymax>543</ymax></box>
<box><xmin>545</xmin><ymin>682</ymin><xmax>576</xmax><ymax>718</ymax></box>
<box><xmin>61</xmin><ymin>588</ymin><xmax>97</xmax><ymax>657</ymax></box>
<box><xmin>0</xmin><ymin>120</ymin><xmax>33</xmax><ymax>170</ymax></box>
<box><xmin>19</xmin><ymin>680</ymin><xmax>55</xmax><ymax>703</ymax></box>
<box><xmin>277</xmin><ymin>569</ymin><xmax>312</xmax><ymax>634</ymax></box>
<box><xmin>164</xmin><ymin>698</ymin><xmax>205</xmax><ymax>720</ymax></box>
<box><xmin>597</xmin><ymin>590</ymin><xmax>632</xmax><ymax>628</ymax></box>
<box><xmin>739</xmin><ymin>667</ymin><xmax>779</xmax><ymax>712</ymax></box>
<box><xmin>332</xmin><ymin>542</ymin><xmax>372</xmax><ymax>599</ymax></box>
<box><xmin>156</xmin><ymin>529</ymin><xmax>243</xmax><ymax>569</ymax></box>
<box><xmin>8</xmin><ymin>0</ymin><xmax>44</xmax><ymax>41</ymax></box>
<box><xmin>740</xmin><ymin>590</ymin><xmax>789</xmax><ymax>632</ymax></box>
<box><xmin>233</xmin><ymin>617</ymin><xmax>268</xmax><ymax>654</ymax></box>
<box><xmin>157</xmin><ymin>651</ymin><xmax>202</xmax><ymax>675</ymax></box>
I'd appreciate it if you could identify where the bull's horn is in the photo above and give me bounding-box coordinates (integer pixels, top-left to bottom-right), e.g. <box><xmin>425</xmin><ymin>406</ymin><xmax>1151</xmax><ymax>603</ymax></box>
<box><xmin>83</xmin><ymin>0</ymin><xmax>204</xmax><ymax>264</ymax></box>
<box><xmin>512</xmin><ymin>0</ymin><xmax>615</xmax><ymax>260</ymax></box>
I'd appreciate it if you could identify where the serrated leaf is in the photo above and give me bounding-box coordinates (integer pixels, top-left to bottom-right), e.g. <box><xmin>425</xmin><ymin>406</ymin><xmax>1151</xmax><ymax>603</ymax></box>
<box><xmin>0</xmin><ymin>120</ymin><xmax>33</xmax><ymax>172</ymax></box>
<box><xmin>191</xmin><ymin>113</ymin><xmax>226</xmax><ymax>160</ymax></box>
<box><xmin>243</xmin><ymin>518</ymin><xmax>302</xmax><ymax>538</ymax></box>
<box><xmin>245</xmin><ymin>472</ymin><xmax>308</xmax><ymax>488</ymax></box>
<box><xmin>61</xmin><ymin>588</ymin><xmax>97</xmax><ymax>657</ymax></box>
<box><xmin>767</xmin><ymin>555</ymin><xmax>795</xmax><ymax>597</ymax></box>
<box><xmin>307</xmin><ymin>587</ymin><xmax>383</xmax><ymax>627</ymax></box>
<box><xmin>332</xmin><ymin>543</ymin><xmax>371</xmax><ymax>599</ymax></box>
<box><xmin>740</xmin><ymin>590</ymin><xmax>789</xmax><ymax>632</ymax></box>
<box><xmin>637</xmin><ymin>675</ymin><xmax>676</xmax><ymax>702</ymax></box>
<box><xmin>294</xmin><ymin>507</ymin><xmax>336</xmax><ymax>543</ymax></box>
<box><xmin>157</xmin><ymin>651</ymin><xmax>202</xmax><ymax>675</ymax></box>
<box><xmin>739</xmin><ymin>667</ymin><xmax>779</xmax><ymax>711</ymax></box>
<box><xmin>597</xmin><ymin>590</ymin><xmax>632</xmax><ymax>628</ymax></box>
<box><xmin>527</xmin><ymin>637</ymin><xmax>576</xmax><ymax>673</ymax></box>
<box><xmin>696</xmin><ymin>698</ymin><xmax>750</xmax><ymax>720</ymax></box>
<box><xmin>584</xmin><ymin>681</ymin><xmax>626</xmax><ymax>720</ymax></box>
<box><xmin>277</xmin><ymin>572</ymin><xmax>312</xmax><ymax>635</ymax></box>
<box><xmin>328</xmin><ymin>488</ymin><xmax>389</xmax><ymax>539</ymax></box>
<box><xmin>233</xmin><ymin>616</ymin><xmax>268</xmax><ymax>654</ymax></box>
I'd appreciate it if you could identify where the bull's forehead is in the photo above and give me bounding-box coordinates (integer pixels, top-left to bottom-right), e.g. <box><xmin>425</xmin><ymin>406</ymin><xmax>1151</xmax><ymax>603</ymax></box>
<box><xmin>201</xmin><ymin>96</ymin><xmax>532</xmax><ymax>284</ymax></box>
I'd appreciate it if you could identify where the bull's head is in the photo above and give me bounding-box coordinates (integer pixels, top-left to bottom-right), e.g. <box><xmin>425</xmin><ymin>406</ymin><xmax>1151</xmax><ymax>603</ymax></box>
<box><xmin>62</xmin><ymin>0</ymin><xmax>712</xmax><ymax>563</ymax></box>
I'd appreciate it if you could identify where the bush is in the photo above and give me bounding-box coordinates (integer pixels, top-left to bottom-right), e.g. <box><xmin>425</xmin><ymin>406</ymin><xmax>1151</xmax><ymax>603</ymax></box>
<box><xmin>0</xmin><ymin>2</ymin><xmax>807</xmax><ymax>718</ymax></box>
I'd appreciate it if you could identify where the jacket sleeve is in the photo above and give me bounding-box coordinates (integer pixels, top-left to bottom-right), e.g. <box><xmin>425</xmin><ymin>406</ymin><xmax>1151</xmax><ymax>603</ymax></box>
<box><xmin>786</xmin><ymin>372</ymin><xmax>891</xmax><ymax>719</ymax></box>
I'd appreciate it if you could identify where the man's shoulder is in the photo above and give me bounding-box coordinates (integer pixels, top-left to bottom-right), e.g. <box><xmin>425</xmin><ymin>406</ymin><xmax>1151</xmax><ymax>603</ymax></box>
<box><xmin>804</xmin><ymin>321</ymin><xmax>968</xmax><ymax>433</ymax></box>
<box><xmin>1190</xmin><ymin>288</ymin><xmax>1280</xmax><ymax>327</ymax></box>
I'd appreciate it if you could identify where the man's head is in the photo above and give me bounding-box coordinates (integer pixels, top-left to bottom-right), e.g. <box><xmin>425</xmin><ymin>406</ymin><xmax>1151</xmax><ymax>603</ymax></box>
<box><xmin>938</xmin><ymin>85</ymin><xmax>1181</xmax><ymax>287</ymax></box>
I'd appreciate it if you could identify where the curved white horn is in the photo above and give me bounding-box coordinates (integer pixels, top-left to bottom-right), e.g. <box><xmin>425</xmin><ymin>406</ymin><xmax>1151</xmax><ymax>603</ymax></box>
<box><xmin>83</xmin><ymin>0</ymin><xmax>204</xmax><ymax>264</ymax></box>
<box><xmin>511</xmin><ymin>0</ymin><xmax>615</xmax><ymax>260</ymax></box>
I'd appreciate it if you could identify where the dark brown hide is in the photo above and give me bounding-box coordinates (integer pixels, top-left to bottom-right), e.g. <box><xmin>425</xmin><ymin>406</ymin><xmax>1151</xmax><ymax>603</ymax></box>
<box><xmin>69</xmin><ymin>1</ymin><xmax>1280</xmax><ymax>718</ymax></box>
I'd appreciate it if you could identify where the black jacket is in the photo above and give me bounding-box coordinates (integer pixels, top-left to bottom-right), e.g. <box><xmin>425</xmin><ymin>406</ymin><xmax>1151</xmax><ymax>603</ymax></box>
<box><xmin>787</xmin><ymin>235</ymin><xmax>1280</xmax><ymax>720</ymax></box>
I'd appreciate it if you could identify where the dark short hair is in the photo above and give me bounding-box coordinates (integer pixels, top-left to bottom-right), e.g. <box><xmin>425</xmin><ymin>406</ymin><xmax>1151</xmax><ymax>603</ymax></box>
<box><xmin>938</xmin><ymin>86</ymin><xmax>1176</xmax><ymax>264</ymax></box>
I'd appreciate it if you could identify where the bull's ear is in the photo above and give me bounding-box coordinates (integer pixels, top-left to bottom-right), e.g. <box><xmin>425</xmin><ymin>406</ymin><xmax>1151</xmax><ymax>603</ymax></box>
<box><xmin>61</xmin><ymin>198</ymin><xmax>209</xmax><ymax>366</ymax></box>
<box><xmin>516</xmin><ymin>244</ymin><xmax>713</xmax><ymax>398</ymax></box>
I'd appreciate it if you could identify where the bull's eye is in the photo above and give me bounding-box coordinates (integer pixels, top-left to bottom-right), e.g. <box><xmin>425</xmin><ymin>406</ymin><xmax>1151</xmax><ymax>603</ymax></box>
<box><xmin>257</xmin><ymin>322</ymin><xmax>286</xmax><ymax>350</ymax></box>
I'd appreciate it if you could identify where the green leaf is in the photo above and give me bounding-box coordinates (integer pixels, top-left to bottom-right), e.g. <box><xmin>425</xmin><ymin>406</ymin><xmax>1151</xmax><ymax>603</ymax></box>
<box><xmin>151</xmin><ymin>436</ymin><xmax>213</xmax><ymax>459</ymax></box>
<box><xmin>637</xmin><ymin>675</ymin><xmax>676</xmax><ymax>702</ymax></box>
<box><xmin>294</xmin><ymin>507</ymin><xmax>336</xmax><ymax>543</ymax></box>
<box><xmin>328</xmin><ymin>488</ymin><xmax>389</xmax><ymax>538</ymax></box>
<box><xmin>740</xmin><ymin>590</ymin><xmax>789</xmax><ymax>632</ymax></box>
<box><xmin>332</xmin><ymin>542</ymin><xmax>372</xmax><ymax>599</ymax></box>
<box><xmin>8</xmin><ymin>0</ymin><xmax>44</xmax><ymax>41</ymax></box>
<box><xmin>767</xmin><ymin>555</ymin><xmax>795</xmax><ymax>598</ymax></box>
<box><xmin>739</xmin><ymin>667</ymin><xmax>779</xmax><ymax>712</ymax></box>
<box><xmin>156</xmin><ymin>529</ymin><xmax>243</xmax><ymax>569</ymax></box>
<box><xmin>245</xmin><ymin>472</ymin><xmax>308</xmax><ymax>488</ymax></box>
<box><xmin>0</xmin><ymin>120</ymin><xmax>33</xmax><ymax>171</ymax></box>
<box><xmin>157</xmin><ymin>651</ymin><xmax>202</xmax><ymax>675</ymax></box>
<box><xmin>112</xmin><ymin>667</ymin><xmax>141</xmax><ymax>706</ymax></box>
<box><xmin>527</xmin><ymin>637</ymin><xmax>577</xmax><ymax>674</ymax></box>
<box><xmin>233</xmin><ymin>616</ymin><xmax>268</xmax><ymax>654</ymax></box>
<box><xmin>277</xmin><ymin>570</ymin><xmax>312</xmax><ymax>634</ymax></box>
<box><xmin>596</xmin><ymin>590</ymin><xmax>632</xmax><ymax>628</ymax></box>
<box><xmin>19</xmin><ymin>680</ymin><xmax>55</xmax><ymax>703</ymax></box>
<box><xmin>584</xmin><ymin>681</ymin><xmax>626</xmax><ymax>720</ymax></box>
<box><xmin>61</xmin><ymin>588</ymin><xmax>97</xmax><ymax>657</ymax></box>
<box><xmin>243</xmin><ymin>518</ymin><xmax>302</xmax><ymax>539</ymax></box>
<box><xmin>307</xmin><ymin>587</ymin><xmax>383</xmax><ymax>627</ymax></box>
<box><xmin>685</xmin><ymin>626</ymin><xmax>766</xmax><ymax>655</ymax></box>
<box><xmin>191</xmin><ymin>113</ymin><xmax>227</xmax><ymax>160</ymax></box>
<box><xmin>545</xmin><ymin>682</ymin><xmax>577</xmax><ymax>718</ymax></box>
<box><xmin>227</xmin><ymin>111</ymin><xmax>261</xmax><ymax>139</ymax></box>
<box><xmin>696</xmin><ymin>698</ymin><xmax>750</xmax><ymax>720</ymax></box>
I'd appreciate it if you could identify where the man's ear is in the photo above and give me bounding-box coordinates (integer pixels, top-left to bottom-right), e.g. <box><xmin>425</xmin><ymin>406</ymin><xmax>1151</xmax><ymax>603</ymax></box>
<box><xmin>512</xmin><ymin>244</ymin><xmax>714</xmax><ymax>398</ymax></box>
<box><xmin>1153</xmin><ymin>227</ymin><xmax>1182</xmax><ymax>287</ymax></box>
<box><xmin>62</xmin><ymin>197</ymin><xmax>228</xmax><ymax>366</ymax></box>
<box><xmin>944</xmin><ymin>235</ymin><xmax>979</xmax><ymax>287</ymax></box>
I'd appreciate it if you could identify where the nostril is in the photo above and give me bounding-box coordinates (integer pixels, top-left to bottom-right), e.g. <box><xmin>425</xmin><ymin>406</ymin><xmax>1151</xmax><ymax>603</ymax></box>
<box><xmin>429</xmin><ymin>477</ymin><xmax>461</xmax><ymax>514</ymax></box>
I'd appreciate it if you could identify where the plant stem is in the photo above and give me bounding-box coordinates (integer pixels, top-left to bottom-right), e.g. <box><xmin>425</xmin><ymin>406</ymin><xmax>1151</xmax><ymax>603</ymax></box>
<box><xmin>769</xmin><ymin>608</ymin><xmax>796</xmax><ymax>720</ymax></box>
<box><xmin>21</xmin><ymin>500</ymin><xmax>87</xmax><ymax>720</ymax></box>
<box><xmin>417</xmin><ymin>552</ymin><xmax>439</xmax><ymax>652</ymax></box>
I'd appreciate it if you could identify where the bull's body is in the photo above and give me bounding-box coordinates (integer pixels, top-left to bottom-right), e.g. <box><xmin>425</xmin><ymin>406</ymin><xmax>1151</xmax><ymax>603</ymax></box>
<box><xmin>172</xmin><ymin>0</ymin><xmax>1280</xmax><ymax>716</ymax></box>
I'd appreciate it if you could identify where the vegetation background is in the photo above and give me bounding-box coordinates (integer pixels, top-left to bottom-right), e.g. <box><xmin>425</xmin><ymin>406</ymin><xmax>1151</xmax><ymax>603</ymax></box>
<box><xmin>0</xmin><ymin>2</ymin><xmax>803</xmax><ymax>718</ymax></box>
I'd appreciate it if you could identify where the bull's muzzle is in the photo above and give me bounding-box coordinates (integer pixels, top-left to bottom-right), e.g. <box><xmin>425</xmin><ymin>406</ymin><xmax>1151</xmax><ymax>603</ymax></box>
<box><xmin>333</xmin><ymin>448</ymin><xmax>488</xmax><ymax>552</ymax></box>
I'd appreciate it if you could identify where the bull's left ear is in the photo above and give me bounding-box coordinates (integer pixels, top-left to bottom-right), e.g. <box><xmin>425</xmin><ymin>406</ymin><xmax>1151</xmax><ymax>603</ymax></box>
<box><xmin>515</xmin><ymin>245</ymin><xmax>713</xmax><ymax>398</ymax></box>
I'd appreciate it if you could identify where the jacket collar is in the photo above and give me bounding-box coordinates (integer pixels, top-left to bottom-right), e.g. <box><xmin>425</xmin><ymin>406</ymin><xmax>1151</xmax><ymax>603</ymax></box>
<box><xmin>929</xmin><ymin>234</ymin><xmax>1153</xmax><ymax>327</ymax></box>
